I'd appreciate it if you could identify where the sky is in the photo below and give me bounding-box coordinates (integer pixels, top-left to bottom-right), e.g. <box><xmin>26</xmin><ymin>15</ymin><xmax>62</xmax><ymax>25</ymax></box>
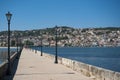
<box><xmin>0</xmin><ymin>0</ymin><xmax>120</xmax><ymax>31</ymax></box>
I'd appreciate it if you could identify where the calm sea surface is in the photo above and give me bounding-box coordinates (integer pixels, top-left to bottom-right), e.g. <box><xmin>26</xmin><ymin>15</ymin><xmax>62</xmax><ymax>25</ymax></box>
<box><xmin>0</xmin><ymin>47</ymin><xmax>17</xmax><ymax>64</ymax></box>
<box><xmin>33</xmin><ymin>47</ymin><xmax>120</xmax><ymax>72</ymax></box>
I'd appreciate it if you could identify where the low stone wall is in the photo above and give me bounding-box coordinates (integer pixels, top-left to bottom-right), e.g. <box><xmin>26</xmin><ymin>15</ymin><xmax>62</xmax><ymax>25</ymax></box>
<box><xmin>35</xmin><ymin>50</ymin><xmax>120</xmax><ymax>80</ymax></box>
<box><xmin>0</xmin><ymin>61</ymin><xmax>7</xmax><ymax>79</ymax></box>
<box><xmin>0</xmin><ymin>52</ymin><xmax>18</xmax><ymax>79</ymax></box>
<box><xmin>61</xmin><ymin>58</ymin><xmax>120</xmax><ymax>80</ymax></box>
<box><xmin>10</xmin><ymin>52</ymin><xmax>17</xmax><ymax>65</ymax></box>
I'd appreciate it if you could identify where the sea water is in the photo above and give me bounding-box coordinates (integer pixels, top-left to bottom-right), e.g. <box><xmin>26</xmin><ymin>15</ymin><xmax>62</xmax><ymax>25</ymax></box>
<box><xmin>33</xmin><ymin>46</ymin><xmax>120</xmax><ymax>72</ymax></box>
<box><xmin>0</xmin><ymin>47</ymin><xmax>17</xmax><ymax>64</ymax></box>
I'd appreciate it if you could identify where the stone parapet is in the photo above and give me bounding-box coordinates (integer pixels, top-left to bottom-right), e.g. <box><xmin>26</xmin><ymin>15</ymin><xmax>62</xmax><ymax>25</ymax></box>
<box><xmin>0</xmin><ymin>52</ymin><xmax>18</xmax><ymax>79</ymax></box>
<box><xmin>37</xmin><ymin>50</ymin><xmax>120</xmax><ymax>80</ymax></box>
<box><xmin>61</xmin><ymin>58</ymin><xmax>120</xmax><ymax>80</ymax></box>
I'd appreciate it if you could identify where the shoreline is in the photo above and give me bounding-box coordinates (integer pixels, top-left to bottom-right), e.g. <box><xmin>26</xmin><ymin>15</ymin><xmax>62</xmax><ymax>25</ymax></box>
<box><xmin>31</xmin><ymin>45</ymin><xmax>120</xmax><ymax>48</ymax></box>
<box><xmin>0</xmin><ymin>47</ymin><xmax>17</xmax><ymax>48</ymax></box>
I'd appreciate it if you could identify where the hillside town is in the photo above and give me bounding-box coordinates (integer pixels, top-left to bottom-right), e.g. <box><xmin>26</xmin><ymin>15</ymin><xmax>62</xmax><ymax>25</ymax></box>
<box><xmin>0</xmin><ymin>27</ymin><xmax>120</xmax><ymax>47</ymax></box>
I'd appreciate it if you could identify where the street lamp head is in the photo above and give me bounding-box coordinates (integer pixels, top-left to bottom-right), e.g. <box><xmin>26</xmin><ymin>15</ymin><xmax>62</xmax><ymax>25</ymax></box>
<box><xmin>6</xmin><ymin>11</ymin><xmax>12</xmax><ymax>21</ymax></box>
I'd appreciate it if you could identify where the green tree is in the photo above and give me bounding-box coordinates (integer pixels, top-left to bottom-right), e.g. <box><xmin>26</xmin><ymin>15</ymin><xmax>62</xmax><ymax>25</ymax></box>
<box><xmin>11</xmin><ymin>40</ymin><xmax>16</xmax><ymax>46</ymax></box>
<box><xmin>24</xmin><ymin>40</ymin><xmax>34</xmax><ymax>46</ymax></box>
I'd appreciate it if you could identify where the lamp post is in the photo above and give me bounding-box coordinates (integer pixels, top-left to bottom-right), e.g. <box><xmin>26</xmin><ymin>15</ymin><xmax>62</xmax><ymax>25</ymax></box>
<box><xmin>40</xmin><ymin>33</ymin><xmax>43</xmax><ymax>56</ymax></box>
<box><xmin>6</xmin><ymin>11</ymin><xmax>12</xmax><ymax>75</ymax></box>
<box><xmin>16</xmin><ymin>35</ymin><xmax>19</xmax><ymax>59</ymax></box>
<box><xmin>55</xmin><ymin>26</ymin><xmax>58</xmax><ymax>64</ymax></box>
<box><xmin>47</xmin><ymin>32</ymin><xmax>50</xmax><ymax>47</ymax></box>
<box><xmin>16</xmin><ymin>35</ymin><xmax>18</xmax><ymax>53</ymax></box>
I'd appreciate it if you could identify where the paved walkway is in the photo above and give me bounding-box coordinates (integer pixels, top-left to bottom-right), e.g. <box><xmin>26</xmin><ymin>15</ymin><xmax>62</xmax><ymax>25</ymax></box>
<box><xmin>5</xmin><ymin>48</ymin><xmax>92</xmax><ymax>80</ymax></box>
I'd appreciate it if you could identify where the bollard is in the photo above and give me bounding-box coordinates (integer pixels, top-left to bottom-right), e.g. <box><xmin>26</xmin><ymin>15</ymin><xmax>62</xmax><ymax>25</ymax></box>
<box><xmin>35</xmin><ymin>50</ymin><xmax>37</xmax><ymax>53</ymax></box>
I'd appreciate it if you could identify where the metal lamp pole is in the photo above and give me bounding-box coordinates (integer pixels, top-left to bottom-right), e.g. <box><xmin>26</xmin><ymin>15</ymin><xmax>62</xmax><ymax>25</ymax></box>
<box><xmin>40</xmin><ymin>33</ymin><xmax>43</xmax><ymax>56</ymax></box>
<box><xmin>17</xmin><ymin>35</ymin><xmax>18</xmax><ymax>53</ymax></box>
<box><xmin>6</xmin><ymin>11</ymin><xmax>12</xmax><ymax>75</ymax></box>
<box><xmin>55</xmin><ymin>26</ymin><xmax>58</xmax><ymax>64</ymax></box>
<box><xmin>16</xmin><ymin>35</ymin><xmax>19</xmax><ymax>59</ymax></box>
